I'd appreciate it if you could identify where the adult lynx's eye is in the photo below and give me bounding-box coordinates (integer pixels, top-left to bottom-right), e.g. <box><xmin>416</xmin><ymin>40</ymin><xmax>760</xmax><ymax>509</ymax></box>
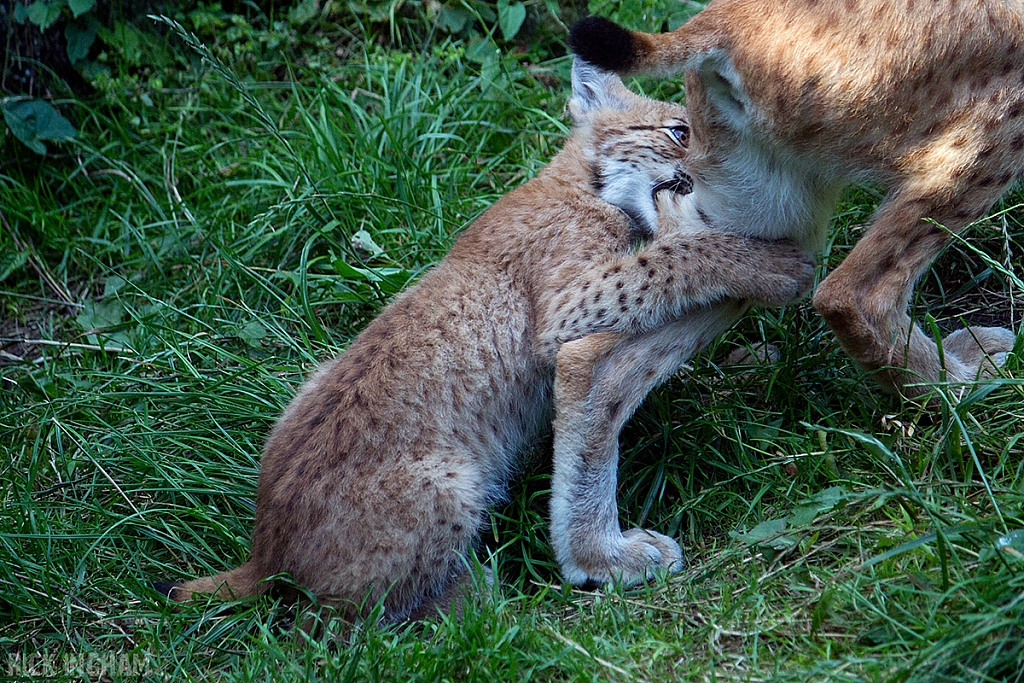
<box><xmin>665</xmin><ymin>125</ymin><xmax>690</xmax><ymax>148</ymax></box>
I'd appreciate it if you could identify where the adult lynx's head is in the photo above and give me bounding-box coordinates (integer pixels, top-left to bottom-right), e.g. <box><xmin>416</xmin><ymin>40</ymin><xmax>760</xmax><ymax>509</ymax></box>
<box><xmin>569</xmin><ymin>59</ymin><xmax>693</xmax><ymax>238</ymax></box>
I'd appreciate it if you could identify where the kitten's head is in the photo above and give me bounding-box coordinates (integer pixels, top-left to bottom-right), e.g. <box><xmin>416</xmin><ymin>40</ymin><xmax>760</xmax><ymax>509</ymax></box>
<box><xmin>569</xmin><ymin>59</ymin><xmax>693</xmax><ymax>238</ymax></box>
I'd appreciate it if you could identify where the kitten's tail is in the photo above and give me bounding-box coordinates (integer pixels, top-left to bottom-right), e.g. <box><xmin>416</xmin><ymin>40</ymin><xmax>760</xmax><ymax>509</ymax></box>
<box><xmin>154</xmin><ymin>561</ymin><xmax>268</xmax><ymax>602</ymax></box>
<box><xmin>569</xmin><ymin>14</ymin><xmax>725</xmax><ymax>77</ymax></box>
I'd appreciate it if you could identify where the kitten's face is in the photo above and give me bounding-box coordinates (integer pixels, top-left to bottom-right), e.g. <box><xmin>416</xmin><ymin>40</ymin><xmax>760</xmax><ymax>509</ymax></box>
<box><xmin>569</xmin><ymin>59</ymin><xmax>693</xmax><ymax>237</ymax></box>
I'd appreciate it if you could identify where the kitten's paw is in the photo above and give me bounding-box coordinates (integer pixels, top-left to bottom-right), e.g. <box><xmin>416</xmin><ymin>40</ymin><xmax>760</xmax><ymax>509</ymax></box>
<box><xmin>620</xmin><ymin>528</ymin><xmax>685</xmax><ymax>581</ymax></box>
<box><xmin>738</xmin><ymin>241</ymin><xmax>816</xmax><ymax>307</ymax></box>
<box><xmin>942</xmin><ymin>326</ymin><xmax>1016</xmax><ymax>380</ymax></box>
<box><xmin>724</xmin><ymin>342</ymin><xmax>781</xmax><ymax>366</ymax></box>
<box><xmin>562</xmin><ymin>529</ymin><xmax>684</xmax><ymax>588</ymax></box>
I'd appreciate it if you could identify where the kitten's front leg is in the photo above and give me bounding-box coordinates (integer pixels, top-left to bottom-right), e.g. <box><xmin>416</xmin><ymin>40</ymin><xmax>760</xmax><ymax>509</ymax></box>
<box><xmin>550</xmin><ymin>304</ymin><xmax>743</xmax><ymax>586</ymax></box>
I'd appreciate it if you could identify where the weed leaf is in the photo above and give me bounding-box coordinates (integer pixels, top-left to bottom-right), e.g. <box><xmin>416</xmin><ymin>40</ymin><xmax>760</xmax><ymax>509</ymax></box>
<box><xmin>1</xmin><ymin>98</ymin><xmax>76</xmax><ymax>155</ymax></box>
<box><xmin>65</xmin><ymin>15</ymin><xmax>99</xmax><ymax>63</ymax></box>
<box><xmin>67</xmin><ymin>0</ymin><xmax>94</xmax><ymax>18</ymax></box>
<box><xmin>497</xmin><ymin>0</ymin><xmax>527</xmax><ymax>41</ymax></box>
<box><xmin>24</xmin><ymin>0</ymin><xmax>63</xmax><ymax>30</ymax></box>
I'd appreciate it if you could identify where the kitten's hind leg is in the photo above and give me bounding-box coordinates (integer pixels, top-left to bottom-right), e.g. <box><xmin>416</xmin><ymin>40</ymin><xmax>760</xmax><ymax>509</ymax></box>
<box><xmin>550</xmin><ymin>303</ymin><xmax>743</xmax><ymax>587</ymax></box>
<box><xmin>406</xmin><ymin>564</ymin><xmax>494</xmax><ymax>623</ymax></box>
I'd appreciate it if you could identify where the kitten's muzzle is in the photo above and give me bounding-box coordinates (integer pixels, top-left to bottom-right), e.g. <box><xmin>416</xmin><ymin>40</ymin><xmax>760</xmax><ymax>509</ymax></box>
<box><xmin>652</xmin><ymin>173</ymin><xmax>693</xmax><ymax>198</ymax></box>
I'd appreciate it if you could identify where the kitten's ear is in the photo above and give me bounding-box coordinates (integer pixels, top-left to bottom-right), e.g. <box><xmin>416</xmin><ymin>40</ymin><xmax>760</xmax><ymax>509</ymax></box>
<box><xmin>569</xmin><ymin>58</ymin><xmax>634</xmax><ymax>121</ymax></box>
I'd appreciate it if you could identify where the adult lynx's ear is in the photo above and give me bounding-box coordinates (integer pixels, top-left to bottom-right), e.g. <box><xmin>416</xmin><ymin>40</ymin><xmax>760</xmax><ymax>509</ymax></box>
<box><xmin>569</xmin><ymin>58</ymin><xmax>635</xmax><ymax>123</ymax></box>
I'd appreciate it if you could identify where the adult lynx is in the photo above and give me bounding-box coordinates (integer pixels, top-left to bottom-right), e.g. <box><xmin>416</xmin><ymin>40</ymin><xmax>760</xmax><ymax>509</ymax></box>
<box><xmin>571</xmin><ymin>0</ymin><xmax>1021</xmax><ymax>397</ymax></box>
<box><xmin>156</xmin><ymin>61</ymin><xmax>814</xmax><ymax>618</ymax></box>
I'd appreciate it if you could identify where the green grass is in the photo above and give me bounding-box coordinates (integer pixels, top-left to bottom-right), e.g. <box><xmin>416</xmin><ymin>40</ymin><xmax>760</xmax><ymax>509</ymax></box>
<box><xmin>2</xmin><ymin>11</ymin><xmax>1023</xmax><ymax>683</ymax></box>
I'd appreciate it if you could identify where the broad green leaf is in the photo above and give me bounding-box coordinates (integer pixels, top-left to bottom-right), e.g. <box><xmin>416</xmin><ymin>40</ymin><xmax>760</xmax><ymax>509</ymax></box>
<box><xmin>1</xmin><ymin>98</ymin><xmax>76</xmax><ymax>155</ymax></box>
<box><xmin>25</xmin><ymin>0</ymin><xmax>63</xmax><ymax>30</ymax></box>
<box><xmin>497</xmin><ymin>0</ymin><xmax>527</xmax><ymax>41</ymax></box>
<box><xmin>65</xmin><ymin>16</ymin><xmax>99</xmax><ymax>63</ymax></box>
<box><xmin>76</xmin><ymin>299</ymin><xmax>132</xmax><ymax>348</ymax></box>
<box><xmin>787</xmin><ymin>506</ymin><xmax>818</xmax><ymax>527</ymax></box>
<box><xmin>351</xmin><ymin>230</ymin><xmax>384</xmax><ymax>259</ymax></box>
<box><xmin>239</xmin><ymin>321</ymin><xmax>268</xmax><ymax>348</ymax></box>
<box><xmin>331</xmin><ymin>260</ymin><xmax>413</xmax><ymax>295</ymax></box>
<box><xmin>76</xmin><ymin>299</ymin><xmax>124</xmax><ymax>333</ymax></box>
<box><xmin>67</xmin><ymin>0</ymin><xmax>93</xmax><ymax>17</ymax></box>
<box><xmin>103</xmin><ymin>275</ymin><xmax>128</xmax><ymax>298</ymax></box>
<box><xmin>438</xmin><ymin>6</ymin><xmax>472</xmax><ymax>34</ymax></box>
<box><xmin>466</xmin><ymin>37</ymin><xmax>498</xmax><ymax>65</ymax></box>
<box><xmin>730</xmin><ymin>519</ymin><xmax>794</xmax><ymax>550</ymax></box>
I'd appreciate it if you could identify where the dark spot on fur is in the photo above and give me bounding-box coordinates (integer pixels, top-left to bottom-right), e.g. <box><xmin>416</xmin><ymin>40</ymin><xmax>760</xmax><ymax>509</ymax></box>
<box><xmin>637</xmin><ymin>257</ymin><xmax>648</xmax><ymax>267</ymax></box>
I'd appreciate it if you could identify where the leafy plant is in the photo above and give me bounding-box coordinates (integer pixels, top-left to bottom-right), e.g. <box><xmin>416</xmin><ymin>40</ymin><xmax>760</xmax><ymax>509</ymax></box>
<box><xmin>0</xmin><ymin>96</ymin><xmax>75</xmax><ymax>154</ymax></box>
<box><xmin>13</xmin><ymin>0</ymin><xmax>98</xmax><ymax>64</ymax></box>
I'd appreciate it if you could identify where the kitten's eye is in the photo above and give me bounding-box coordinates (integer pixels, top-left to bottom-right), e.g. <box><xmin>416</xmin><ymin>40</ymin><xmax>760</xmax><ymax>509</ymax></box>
<box><xmin>665</xmin><ymin>125</ymin><xmax>689</xmax><ymax>148</ymax></box>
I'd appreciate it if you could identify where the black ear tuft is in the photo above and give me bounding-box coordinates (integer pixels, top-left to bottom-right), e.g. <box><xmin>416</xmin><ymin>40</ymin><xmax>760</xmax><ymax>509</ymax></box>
<box><xmin>151</xmin><ymin>581</ymin><xmax>177</xmax><ymax>598</ymax></box>
<box><xmin>569</xmin><ymin>16</ymin><xmax>637</xmax><ymax>73</ymax></box>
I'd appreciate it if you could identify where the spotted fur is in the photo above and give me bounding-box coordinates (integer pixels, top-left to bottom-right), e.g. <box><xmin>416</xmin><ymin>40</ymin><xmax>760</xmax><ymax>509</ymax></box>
<box><xmin>158</xmin><ymin>62</ymin><xmax>814</xmax><ymax>618</ymax></box>
<box><xmin>571</xmin><ymin>0</ymin><xmax>1021</xmax><ymax>397</ymax></box>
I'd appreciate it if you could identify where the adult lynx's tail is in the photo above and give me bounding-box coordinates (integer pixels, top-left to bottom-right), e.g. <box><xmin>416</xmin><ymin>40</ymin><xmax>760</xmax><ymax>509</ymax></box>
<box><xmin>569</xmin><ymin>15</ymin><xmax>724</xmax><ymax>78</ymax></box>
<box><xmin>154</xmin><ymin>561</ymin><xmax>268</xmax><ymax>602</ymax></box>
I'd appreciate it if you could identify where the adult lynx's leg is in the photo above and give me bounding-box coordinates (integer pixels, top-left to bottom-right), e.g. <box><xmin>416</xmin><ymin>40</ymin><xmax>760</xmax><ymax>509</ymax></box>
<box><xmin>813</xmin><ymin>185</ymin><xmax>1015</xmax><ymax>398</ymax></box>
<box><xmin>550</xmin><ymin>303</ymin><xmax>744</xmax><ymax>586</ymax></box>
